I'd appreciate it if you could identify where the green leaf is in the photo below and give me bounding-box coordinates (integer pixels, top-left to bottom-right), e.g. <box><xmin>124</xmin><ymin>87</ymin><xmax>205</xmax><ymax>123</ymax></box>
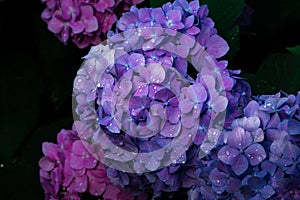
<box><xmin>150</xmin><ymin>0</ymin><xmax>171</xmax><ymax>7</ymax></box>
<box><xmin>201</xmin><ymin>0</ymin><xmax>244</xmax><ymax>31</ymax></box>
<box><xmin>256</xmin><ymin>53</ymin><xmax>300</xmax><ymax>94</ymax></box>
<box><xmin>201</xmin><ymin>0</ymin><xmax>244</xmax><ymax>60</ymax></box>
<box><xmin>287</xmin><ymin>45</ymin><xmax>300</xmax><ymax>55</ymax></box>
<box><xmin>223</xmin><ymin>25</ymin><xmax>240</xmax><ymax>59</ymax></box>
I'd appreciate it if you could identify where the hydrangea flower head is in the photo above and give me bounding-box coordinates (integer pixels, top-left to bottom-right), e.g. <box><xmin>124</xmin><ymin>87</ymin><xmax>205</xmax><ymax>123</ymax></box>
<box><xmin>40</xmin><ymin>0</ymin><xmax>145</xmax><ymax>48</ymax></box>
<box><xmin>38</xmin><ymin>124</ymin><xmax>144</xmax><ymax>199</ymax></box>
<box><xmin>78</xmin><ymin>0</ymin><xmax>236</xmax><ymax>197</ymax></box>
<box><xmin>189</xmin><ymin>89</ymin><xmax>300</xmax><ymax>199</ymax></box>
<box><xmin>40</xmin><ymin>0</ymin><xmax>300</xmax><ymax>199</ymax></box>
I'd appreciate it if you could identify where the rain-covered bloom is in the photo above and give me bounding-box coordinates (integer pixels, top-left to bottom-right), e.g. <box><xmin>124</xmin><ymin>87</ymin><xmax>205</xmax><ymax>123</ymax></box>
<box><xmin>45</xmin><ymin>0</ymin><xmax>300</xmax><ymax>199</ymax></box>
<box><xmin>188</xmin><ymin>90</ymin><xmax>300</xmax><ymax>199</ymax></box>
<box><xmin>40</xmin><ymin>0</ymin><xmax>145</xmax><ymax>48</ymax></box>
<box><xmin>240</xmin><ymin>176</ymin><xmax>275</xmax><ymax>199</ymax></box>
<box><xmin>38</xmin><ymin>124</ymin><xmax>141</xmax><ymax>199</ymax></box>
<box><xmin>218</xmin><ymin>126</ymin><xmax>267</xmax><ymax>175</ymax></box>
<box><xmin>89</xmin><ymin>0</ymin><xmax>233</xmax><ymax>197</ymax></box>
<box><xmin>69</xmin><ymin>0</ymin><xmax>234</xmax><ymax>198</ymax></box>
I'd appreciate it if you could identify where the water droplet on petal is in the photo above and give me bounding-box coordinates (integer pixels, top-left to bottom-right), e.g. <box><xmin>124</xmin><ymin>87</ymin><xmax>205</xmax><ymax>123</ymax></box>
<box><xmin>258</xmin><ymin>156</ymin><xmax>262</xmax><ymax>161</ymax></box>
<box><xmin>226</xmin><ymin>150</ymin><xmax>230</xmax><ymax>156</ymax></box>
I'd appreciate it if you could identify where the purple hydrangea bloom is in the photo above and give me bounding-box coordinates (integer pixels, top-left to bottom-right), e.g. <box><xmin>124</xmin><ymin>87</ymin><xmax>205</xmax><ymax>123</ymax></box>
<box><xmin>69</xmin><ymin>0</ymin><xmax>235</xmax><ymax>197</ymax></box>
<box><xmin>66</xmin><ymin>0</ymin><xmax>300</xmax><ymax>198</ymax></box>
<box><xmin>209</xmin><ymin>163</ymin><xmax>241</xmax><ymax>194</ymax></box>
<box><xmin>240</xmin><ymin>176</ymin><xmax>275</xmax><ymax>199</ymax></box>
<box><xmin>218</xmin><ymin>127</ymin><xmax>267</xmax><ymax>175</ymax></box>
<box><xmin>196</xmin><ymin>27</ymin><xmax>229</xmax><ymax>58</ymax></box>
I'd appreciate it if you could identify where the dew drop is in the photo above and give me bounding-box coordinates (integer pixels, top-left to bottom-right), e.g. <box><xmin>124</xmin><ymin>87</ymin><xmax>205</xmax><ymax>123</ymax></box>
<box><xmin>266</xmin><ymin>102</ymin><xmax>272</xmax><ymax>107</ymax></box>
<box><xmin>258</xmin><ymin>156</ymin><xmax>262</xmax><ymax>161</ymax></box>
<box><xmin>226</xmin><ymin>150</ymin><xmax>230</xmax><ymax>156</ymax></box>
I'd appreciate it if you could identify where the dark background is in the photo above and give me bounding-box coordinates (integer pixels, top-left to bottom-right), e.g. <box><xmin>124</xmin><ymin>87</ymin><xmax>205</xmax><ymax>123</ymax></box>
<box><xmin>0</xmin><ymin>0</ymin><xmax>299</xmax><ymax>199</ymax></box>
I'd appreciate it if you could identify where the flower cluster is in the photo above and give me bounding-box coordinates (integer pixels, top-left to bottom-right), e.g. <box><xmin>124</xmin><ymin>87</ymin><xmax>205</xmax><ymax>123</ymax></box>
<box><xmin>188</xmin><ymin>91</ymin><xmax>300</xmax><ymax>199</ymax></box>
<box><xmin>39</xmin><ymin>0</ymin><xmax>300</xmax><ymax>199</ymax></box>
<box><xmin>40</xmin><ymin>0</ymin><xmax>144</xmax><ymax>48</ymax></box>
<box><xmin>38</xmin><ymin>123</ymin><xmax>144</xmax><ymax>199</ymax></box>
<box><xmin>89</xmin><ymin>0</ymin><xmax>236</xmax><ymax>198</ymax></box>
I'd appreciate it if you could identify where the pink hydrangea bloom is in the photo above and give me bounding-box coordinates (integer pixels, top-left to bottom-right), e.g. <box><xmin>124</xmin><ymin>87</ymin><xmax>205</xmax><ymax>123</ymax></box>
<box><xmin>38</xmin><ymin>124</ymin><xmax>143</xmax><ymax>199</ymax></box>
<box><xmin>41</xmin><ymin>0</ymin><xmax>145</xmax><ymax>48</ymax></box>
